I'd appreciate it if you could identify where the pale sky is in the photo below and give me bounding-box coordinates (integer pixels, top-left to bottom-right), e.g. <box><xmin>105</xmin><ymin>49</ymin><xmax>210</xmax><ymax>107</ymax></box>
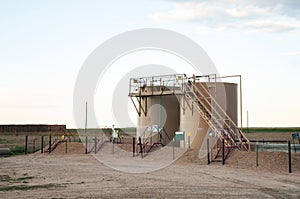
<box><xmin>0</xmin><ymin>0</ymin><xmax>299</xmax><ymax>128</ymax></box>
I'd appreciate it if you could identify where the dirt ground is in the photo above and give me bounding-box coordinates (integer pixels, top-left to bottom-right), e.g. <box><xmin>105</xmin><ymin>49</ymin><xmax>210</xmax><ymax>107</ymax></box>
<box><xmin>1</xmin><ymin>149</ymin><xmax>300</xmax><ymax>198</ymax></box>
<box><xmin>1</xmin><ymin>132</ymin><xmax>300</xmax><ymax>198</ymax></box>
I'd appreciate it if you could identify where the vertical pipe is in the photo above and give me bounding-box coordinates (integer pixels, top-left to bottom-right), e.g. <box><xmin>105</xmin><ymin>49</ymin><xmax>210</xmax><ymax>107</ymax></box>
<box><xmin>207</xmin><ymin>138</ymin><xmax>210</xmax><ymax>165</ymax></box>
<box><xmin>85</xmin><ymin>136</ymin><xmax>88</xmax><ymax>154</ymax></box>
<box><xmin>152</xmin><ymin>76</ymin><xmax>154</xmax><ymax>95</ymax></box>
<box><xmin>160</xmin><ymin>95</ymin><xmax>162</xmax><ymax>134</ymax></box>
<box><xmin>222</xmin><ymin>139</ymin><xmax>225</xmax><ymax>165</ymax></box>
<box><xmin>85</xmin><ymin>102</ymin><xmax>87</xmax><ymax>135</ymax></box>
<box><xmin>288</xmin><ymin>140</ymin><xmax>292</xmax><ymax>173</ymax></box>
<box><xmin>239</xmin><ymin>75</ymin><xmax>243</xmax><ymax>128</ymax></box>
<box><xmin>133</xmin><ymin>137</ymin><xmax>136</xmax><ymax>157</ymax></box>
<box><xmin>25</xmin><ymin>135</ymin><xmax>28</xmax><ymax>155</ymax></box>
<box><xmin>41</xmin><ymin>136</ymin><xmax>44</xmax><ymax>154</ymax></box>
<box><xmin>188</xmin><ymin>135</ymin><xmax>190</xmax><ymax>149</ymax></box>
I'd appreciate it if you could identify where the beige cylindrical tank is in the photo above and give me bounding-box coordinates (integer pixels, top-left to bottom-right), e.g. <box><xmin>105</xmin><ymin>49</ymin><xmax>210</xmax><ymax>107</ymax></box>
<box><xmin>205</xmin><ymin>82</ymin><xmax>238</xmax><ymax>128</ymax></box>
<box><xmin>137</xmin><ymin>95</ymin><xmax>180</xmax><ymax>145</ymax></box>
<box><xmin>180</xmin><ymin>82</ymin><xmax>238</xmax><ymax>150</ymax></box>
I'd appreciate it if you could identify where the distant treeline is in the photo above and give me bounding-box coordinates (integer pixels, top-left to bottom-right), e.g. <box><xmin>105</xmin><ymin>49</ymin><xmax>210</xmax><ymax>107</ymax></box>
<box><xmin>0</xmin><ymin>124</ymin><xmax>66</xmax><ymax>135</ymax></box>
<box><xmin>69</xmin><ymin>127</ymin><xmax>300</xmax><ymax>134</ymax></box>
<box><xmin>67</xmin><ymin>127</ymin><xmax>136</xmax><ymax>134</ymax></box>
<box><xmin>242</xmin><ymin>127</ymin><xmax>300</xmax><ymax>133</ymax></box>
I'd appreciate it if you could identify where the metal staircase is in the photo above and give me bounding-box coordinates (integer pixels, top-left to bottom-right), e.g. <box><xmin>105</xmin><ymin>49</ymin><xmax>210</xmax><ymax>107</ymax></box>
<box><xmin>182</xmin><ymin>77</ymin><xmax>250</xmax><ymax>158</ymax></box>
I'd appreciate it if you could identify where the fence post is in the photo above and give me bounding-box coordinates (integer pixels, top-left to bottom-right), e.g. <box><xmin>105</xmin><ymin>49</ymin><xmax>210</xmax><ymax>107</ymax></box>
<box><xmin>288</xmin><ymin>140</ymin><xmax>292</xmax><ymax>173</ymax></box>
<box><xmin>133</xmin><ymin>137</ymin><xmax>136</xmax><ymax>157</ymax></box>
<box><xmin>48</xmin><ymin>135</ymin><xmax>51</xmax><ymax>153</ymax></box>
<box><xmin>41</xmin><ymin>136</ymin><xmax>44</xmax><ymax>154</ymax></box>
<box><xmin>139</xmin><ymin>137</ymin><xmax>143</xmax><ymax>158</ymax></box>
<box><xmin>172</xmin><ymin>138</ymin><xmax>175</xmax><ymax>160</ymax></box>
<box><xmin>65</xmin><ymin>139</ymin><xmax>67</xmax><ymax>153</ymax></box>
<box><xmin>25</xmin><ymin>135</ymin><xmax>28</xmax><ymax>155</ymax></box>
<box><xmin>85</xmin><ymin>136</ymin><xmax>88</xmax><ymax>154</ymax></box>
<box><xmin>256</xmin><ymin>141</ymin><xmax>259</xmax><ymax>167</ymax></box>
<box><xmin>207</xmin><ymin>138</ymin><xmax>210</xmax><ymax>164</ymax></box>
<box><xmin>94</xmin><ymin>136</ymin><xmax>97</xmax><ymax>154</ymax></box>
<box><xmin>222</xmin><ymin>139</ymin><xmax>225</xmax><ymax>165</ymax></box>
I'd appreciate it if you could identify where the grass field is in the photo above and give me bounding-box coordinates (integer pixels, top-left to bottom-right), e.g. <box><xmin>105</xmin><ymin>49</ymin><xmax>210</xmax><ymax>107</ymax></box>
<box><xmin>243</xmin><ymin>127</ymin><xmax>300</xmax><ymax>133</ymax></box>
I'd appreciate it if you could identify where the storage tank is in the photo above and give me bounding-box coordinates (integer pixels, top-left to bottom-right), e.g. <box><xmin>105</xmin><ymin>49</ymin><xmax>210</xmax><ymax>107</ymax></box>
<box><xmin>180</xmin><ymin>82</ymin><xmax>238</xmax><ymax>150</ymax></box>
<box><xmin>131</xmin><ymin>75</ymin><xmax>238</xmax><ymax>151</ymax></box>
<box><xmin>137</xmin><ymin>94</ymin><xmax>180</xmax><ymax>145</ymax></box>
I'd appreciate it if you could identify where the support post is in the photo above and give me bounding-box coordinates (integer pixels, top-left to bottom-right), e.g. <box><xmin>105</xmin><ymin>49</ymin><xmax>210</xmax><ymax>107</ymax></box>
<box><xmin>65</xmin><ymin>139</ymin><xmax>67</xmax><ymax>153</ymax></box>
<box><xmin>85</xmin><ymin>102</ymin><xmax>88</xmax><ymax>154</ymax></box>
<box><xmin>139</xmin><ymin>137</ymin><xmax>143</xmax><ymax>158</ymax></box>
<box><xmin>207</xmin><ymin>138</ymin><xmax>210</xmax><ymax>164</ymax></box>
<box><xmin>222</xmin><ymin>139</ymin><xmax>225</xmax><ymax>165</ymax></box>
<box><xmin>288</xmin><ymin>140</ymin><xmax>292</xmax><ymax>173</ymax></box>
<box><xmin>85</xmin><ymin>136</ymin><xmax>88</xmax><ymax>154</ymax></box>
<box><xmin>172</xmin><ymin>138</ymin><xmax>175</xmax><ymax>160</ymax></box>
<box><xmin>94</xmin><ymin>136</ymin><xmax>97</xmax><ymax>154</ymax></box>
<box><xmin>25</xmin><ymin>135</ymin><xmax>28</xmax><ymax>155</ymax></box>
<box><xmin>239</xmin><ymin>75</ymin><xmax>242</xmax><ymax>128</ymax></box>
<box><xmin>41</xmin><ymin>136</ymin><xmax>44</xmax><ymax>154</ymax></box>
<box><xmin>133</xmin><ymin>137</ymin><xmax>136</xmax><ymax>157</ymax></box>
<box><xmin>48</xmin><ymin>135</ymin><xmax>51</xmax><ymax>153</ymax></box>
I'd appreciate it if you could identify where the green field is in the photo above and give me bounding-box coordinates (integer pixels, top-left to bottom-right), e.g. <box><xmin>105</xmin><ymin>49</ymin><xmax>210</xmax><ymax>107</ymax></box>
<box><xmin>242</xmin><ymin>127</ymin><xmax>300</xmax><ymax>133</ymax></box>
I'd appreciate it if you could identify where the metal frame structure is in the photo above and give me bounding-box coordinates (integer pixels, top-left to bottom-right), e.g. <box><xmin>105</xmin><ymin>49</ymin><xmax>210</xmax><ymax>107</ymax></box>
<box><xmin>129</xmin><ymin>74</ymin><xmax>250</xmax><ymax>159</ymax></box>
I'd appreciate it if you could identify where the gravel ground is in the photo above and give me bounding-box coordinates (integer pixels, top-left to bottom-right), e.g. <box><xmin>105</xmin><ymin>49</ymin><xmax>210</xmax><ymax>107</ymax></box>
<box><xmin>1</xmin><ymin>149</ymin><xmax>300</xmax><ymax>198</ymax></box>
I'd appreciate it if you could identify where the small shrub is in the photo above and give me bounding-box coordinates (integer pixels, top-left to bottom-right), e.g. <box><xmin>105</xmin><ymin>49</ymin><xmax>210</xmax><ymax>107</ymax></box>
<box><xmin>11</xmin><ymin>146</ymin><xmax>25</xmax><ymax>155</ymax></box>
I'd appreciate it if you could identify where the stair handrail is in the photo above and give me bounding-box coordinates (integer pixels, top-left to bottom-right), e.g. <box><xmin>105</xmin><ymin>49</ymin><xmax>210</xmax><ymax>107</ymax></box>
<box><xmin>184</xmin><ymin>83</ymin><xmax>235</xmax><ymax>146</ymax></box>
<box><xmin>192</xmin><ymin>82</ymin><xmax>248</xmax><ymax>144</ymax></box>
<box><xmin>186</xmin><ymin>83</ymin><xmax>239</xmax><ymax>146</ymax></box>
<box><xmin>185</xmin><ymin>81</ymin><xmax>249</xmax><ymax>149</ymax></box>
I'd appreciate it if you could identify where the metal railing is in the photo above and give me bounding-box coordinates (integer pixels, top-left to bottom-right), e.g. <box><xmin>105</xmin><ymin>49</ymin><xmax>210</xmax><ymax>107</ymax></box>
<box><xmin>129</xmin><ymin>74</ymin><xmax>187</xmax><ymax>96</ymax></box>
